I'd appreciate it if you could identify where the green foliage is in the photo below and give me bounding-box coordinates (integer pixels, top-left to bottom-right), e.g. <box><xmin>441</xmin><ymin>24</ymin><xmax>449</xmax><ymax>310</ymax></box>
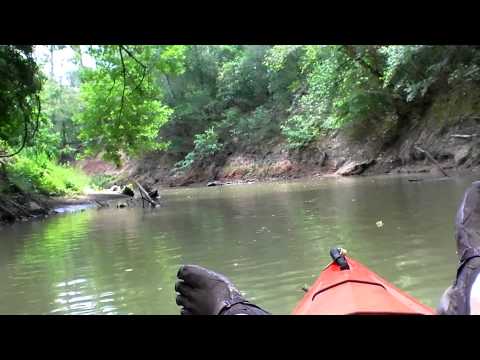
<box><xmin>162</xmin><ymin>45</ymin><xmax>289</xmax><ymax>163</ymax></box>
<box><xmin>0</xmin><ymin>46</ymin><xmax>90</xmax><ymax>198</ymax></box>
<box><xmin>157</xmin><ymin>45</ymin><xmax>188</xmax><ymax>74</ymax></box>
<box><xmin>159</xmin><ymin>45</ymin><xmax>268</xmax><ymax>157</ymax></box>
<box><xmin>175</xmin><ymin>127</ymin><xmax>223</xmax><ymax>169</ymax></box>
<box><xmin>380</xmin><ymin>45</ymin><xmax>436</xmax><ymax>101</ymax></box>
<box><xmin>90</xmin><ymin>174</ymin><xmax>116</xmax><ymax>189</ymax></box>
<box><xmin>228</xmin><ymin>106</ymin><xmax>279</xmax><ymax>144</ymax></box>
<box><xmin>449</xmin><ymin>63</ymin><xmax>480</xmax><ymax>84</ymax></box>
<box><xmin>36</xmin><ymin>78</ymin><xmax>82</xmax><ymax>159</ymax></box>
<box><xmin>264</xmin><ymin>46</ymin><xmax>303</xmax><ymax>72</ymax></box>
<box><xmin>0</xmin><ymin>45</ymin><xmax>42</xmax><ymax>153</ymax></box>
<box><xmin>191</xmin><ymin>127</ymin><xmax>222</xmax><ymax>158</ymax></box>
<box><xmin>380</xmin><ymin>45</ymin><xmax>480</xmax><ymax>102</ymax></box>
<box><xmin>217</xmin><ymin>46</ymin><xmax>270</xmax><ymax>110</ymax></box>
<box><xmin>7</xmin><ymin>44</ymin><xmax>480</xmax><ymax>186</ymax></box>
<box><xmin>75</xmin><ymin>45</ymin><xmax>186</xmax><ymax>165</ymax></box>
<box><xmin>33</xmin><ymin>116</ymin><xmax>61</xmax><ymax>158</ymax></box>
<box><xmin>280</xmin><ymin>114</ymin><xmax>320</xmax><ymax>149</ymax></box>
<box><xmin>264</xmin><ymin>46</ymin><xmax>306</xmax><ymax>106</ymax></box>
<box><xmin>6</xmin><ymin>149</ymin><xmax>90</xmax><ymax>195</ymax></box>
<box><xmin>305</xmin><ymin>46</ymin><xmax>389</xmax><ymax>123</ymax></box>
<box><xmin>0</xmin><ymin>139</ymin><xmax>11</xmax><ymax>157</ymax></box>
<box><xmin>279</xmin><ymin>45</ymin><xmax>395</xmax><ymax>147</ymax></box>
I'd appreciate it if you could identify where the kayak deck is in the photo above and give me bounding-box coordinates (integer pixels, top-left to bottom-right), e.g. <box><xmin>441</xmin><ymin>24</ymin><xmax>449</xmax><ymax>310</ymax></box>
<box><xmin>292</xmin><ymin>256</ymin><xmax>435</xmax><ymax>315</ymax></box>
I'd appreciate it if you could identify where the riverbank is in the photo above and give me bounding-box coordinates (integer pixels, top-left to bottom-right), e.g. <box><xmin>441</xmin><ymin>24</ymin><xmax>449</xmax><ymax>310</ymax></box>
<box><xmin>0</xmin><ymin>190</ymin><xmax>135</xmax><ymax>226</ymax></box>
<box><xmin>4</xmin><ymin>81</ymin><xmax>480</xmax><ymax>224</ymax></box>
<box><xmin>3</xmin><ymin>162</ymin><xmax>479</xmax><ymax>227</ymax></box>
<box><xmin>76</xmin><ymin>125</ymin><xmax>480</xmax><ymax>191</ymax></box>
<box><xmin>106</xmin><ymin>82</ymin><xmax>480</xmax><ymax>190</ymax></box>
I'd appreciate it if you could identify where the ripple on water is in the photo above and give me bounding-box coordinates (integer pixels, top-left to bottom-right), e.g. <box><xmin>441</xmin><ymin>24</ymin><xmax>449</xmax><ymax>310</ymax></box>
<box><xmin>0</xmin><ymin>175</ymin><xmax>472</xmax><ymax>314</ymax></box>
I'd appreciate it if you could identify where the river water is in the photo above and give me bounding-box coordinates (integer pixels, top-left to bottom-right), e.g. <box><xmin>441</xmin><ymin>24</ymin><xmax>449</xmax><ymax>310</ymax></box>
<box><xmin>0</xmin><ymin>174</ymin><xmax>478</xmax><ymax>315</ymax></box>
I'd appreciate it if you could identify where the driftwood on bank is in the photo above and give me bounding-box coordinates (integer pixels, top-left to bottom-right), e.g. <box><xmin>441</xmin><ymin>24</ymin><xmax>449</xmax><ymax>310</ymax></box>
<box><xmin>414</xmin><ymin>146</ymin><xmax>449</xmax><ymax>177</ymax></box>
<box><xmin>94</xmin><ymin>200</ymin><xmax>107</xmax><ymax>208</ymax></box>
<box><xmin>207</xmin><ymin>181</ymin><xmax>224</xmax><ymax>187</ymax></box>
<box><xmin>0</xmin><ymin>194</ymin><xmax>34</xmax><ymax>217</ymax></box>
<box><xmin>0</xmin><ymin>194</ymin><xmax>46</xmax><ymax>221</ymax></box>
<box><xmin>3</xmin><ymin>198</ymin><xmax>32</xmax><ymax>217</ymax></box>
<box><xmin>450</xmin><ymin>134</ymin><xmax>477</xmax><ymax>139</ymax></box>
<box><xmin>0</xmin><ymin>201</ymin><xmax>16</xmax><ymax>218</ymax></box>
<box><xmin>335</xmin><ymin>159</ymin><xmax>375</xmax><ymax>176</ymax></box>
<box><xmin>132</xmin><ymin>179</ymin><xmax>158</xmax><ymax>208</ymax></box>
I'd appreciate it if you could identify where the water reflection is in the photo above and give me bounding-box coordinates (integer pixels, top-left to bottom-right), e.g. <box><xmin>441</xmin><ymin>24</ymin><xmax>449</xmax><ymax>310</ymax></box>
<box><xmin>51</xmin><ymin>279</ymin><xmax>118</xmax><ymax>315</ymax></box>
<box><xmin>0</xmin><ymin>174</ymin><xmax>477</xmax><ymax>314</ymax></box>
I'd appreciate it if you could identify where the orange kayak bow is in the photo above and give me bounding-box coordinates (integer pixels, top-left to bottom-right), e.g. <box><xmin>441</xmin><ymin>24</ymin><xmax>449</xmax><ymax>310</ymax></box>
<box><xmin>292</xmin><ymin>248</ymin><xmax>436</xmax><ymax>315</ymax></box>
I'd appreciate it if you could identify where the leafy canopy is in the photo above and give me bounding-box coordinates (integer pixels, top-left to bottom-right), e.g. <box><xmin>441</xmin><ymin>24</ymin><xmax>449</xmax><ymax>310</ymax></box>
<box><xmin>75</xmin><ymin>45</ymin><xmax>187</xmax><ymax>166</ymax></box>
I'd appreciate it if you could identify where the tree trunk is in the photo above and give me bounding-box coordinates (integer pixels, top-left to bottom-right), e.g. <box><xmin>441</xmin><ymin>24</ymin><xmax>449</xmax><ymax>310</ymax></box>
<box><xmin>71</xmin><ymin>45</ymin><xmax>84</xmax><ymax>68</ymax></box>
<box><xmin>133</xmin><ymin>179</ymin><xmax>158</xmax><ymax>207</ymax></box>
<box><xmin>49</xmin><ymin>45</ymin><xmax>55</xmax><ymax>79</ymax></box>
<box><xmin>163</xmin><ymin>74</ymin><xmax>176</xmax><ymax>102</ymax></box>
<box><xmin>414</xmin><ymin>146</ymin><xmax>449</xmax><ymax>177</ymax></box>
<box><xmin>193</xmin><ymin>45</ymin><xmax>205</xmax><ymax>88</ymax></box>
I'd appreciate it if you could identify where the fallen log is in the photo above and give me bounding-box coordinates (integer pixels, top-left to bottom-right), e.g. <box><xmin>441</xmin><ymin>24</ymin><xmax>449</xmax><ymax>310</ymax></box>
<box><xmin>207</xmin><ymin>181</ymin><xmax>224</xmax><ymax>187</ymax></box>
<box><xmin>3</xmin><ymin>197</ymin><xmax>32</xmax><ymax>217</ymax></box>
<box><xmin>335</xmin><ymin>159</ymin><xmax>374</xmax><ymax>176</ymax></box>
<box><xmin>0</xmin><ymin>201</ymin><xmax>17</xmax><ymax>218</ymax></box>
<box><xmin>132</xmin><ymin>179</ymin><xmax>157</xmax><ymax>207</ymax></box>
<box><xmin>450</xmin><ymin>134</ymin><xmax>477</xmax><ymax>139</ymax></box>
<box><xmin>414</xmin><ymin>146</ymin><xmax>449</xmax><ymax>177</ymax></box>
<box><xmin>149</xmin><ymin>189</ymin><xmax>159</xmax><ymax>199</ymax></box>
<box><xmin>95</xmin><ymin>200</ymin><xmax>107</xmax><ymax>208</ymax></box>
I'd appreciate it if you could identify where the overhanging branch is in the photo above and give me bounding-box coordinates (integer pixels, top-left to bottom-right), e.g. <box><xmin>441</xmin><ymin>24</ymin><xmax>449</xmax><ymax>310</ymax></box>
<box><xmin>118</xmin><ymin>46</ymin><xmax>127</xmax><ymax>120</ymax></box>
<box><xmin>0</xmin><ymin>106</ymin><xmax>29</xmax><ymax>158</ymax></box>
<box><xmin>119</xmin><ymin>45</ymin><xmax>147</xmax><ymax>92</ymax></box>
<box><xmin>30</xmin><ymin>95</ymin><xmax>41</xmax><ymax>143</ymax></box>
<box><xmin>0</xmin><ymin>94</ymin><xmax>40</xmax><ymax>158</ymax></box>
<box><xmin>341</xmin><ymin>46</ymin><xmax>383</xmax><ymax>81</ymax></box>
<box><xmin>120</xmin><ymin>45</ymin><xmax>147</xmax><ymax>70</ymax></box>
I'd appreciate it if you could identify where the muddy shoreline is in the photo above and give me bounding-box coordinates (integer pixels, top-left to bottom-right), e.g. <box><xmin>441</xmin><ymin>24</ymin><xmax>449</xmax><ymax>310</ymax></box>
<box><xmin>0</xmin><ymin>192</ymin><xmax>135</xmax><ymax>226</ymax></box>
<box><xmin>115</xmin><ymin>83</ymin><xmax>480</xmax><ymax>191</ymax></box>
<box><xmin>6</xmin><ymin>79</ymin><xmax>480</xmax><ymax>226</ymax></box>
<box><xmin>3</xmin><ymin>164</ymin><xmax>480</xmax><ymax>227</ymax></box>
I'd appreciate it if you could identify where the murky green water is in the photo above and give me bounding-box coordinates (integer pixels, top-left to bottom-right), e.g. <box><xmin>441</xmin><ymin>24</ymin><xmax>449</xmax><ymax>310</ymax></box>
<box><xmin>0</xmin><ymin>174</ymin><xmax>478</xmax><ymax>314</ymax></box>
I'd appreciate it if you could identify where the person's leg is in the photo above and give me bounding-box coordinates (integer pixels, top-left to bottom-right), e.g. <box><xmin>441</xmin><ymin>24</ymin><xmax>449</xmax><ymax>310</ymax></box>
<box><xmin>438</xmin><ymin>181</ymin><xmax>480</xmax><ymax>315</ymax></box>
<box><xmin>175</xmin><ymin>264</ymin><xmax>270</xmax><ymax>315</ymax></box>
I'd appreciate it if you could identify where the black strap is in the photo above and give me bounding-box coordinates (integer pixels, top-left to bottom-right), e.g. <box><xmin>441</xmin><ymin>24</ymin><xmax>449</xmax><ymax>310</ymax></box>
<box><xmin>218</xmin><ymin>300</ymin><xmax>270</xmax><ymax>315</ymax></box>
<box><xmin>459</xmin><ymin>246</ymin><xmax>480</xmax><ymax>264</ymax></box>
<box><xmin>455</xmin><ymin>255</ymin><xmax>480</xmax><ymax>286</ymax></box>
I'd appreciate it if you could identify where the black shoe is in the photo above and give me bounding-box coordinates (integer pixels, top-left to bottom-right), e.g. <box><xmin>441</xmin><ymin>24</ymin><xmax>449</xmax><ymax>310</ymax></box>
<box><xmin>175</xmin><ymin>265</ymin><xmax>270</xmax><ymax>315</ymax></box>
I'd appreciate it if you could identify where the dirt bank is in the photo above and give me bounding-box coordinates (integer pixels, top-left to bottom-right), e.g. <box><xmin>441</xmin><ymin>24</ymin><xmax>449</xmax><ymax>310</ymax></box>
<box><xmin>0</xmin><ymin>190</ymin><xmax>137</xmax><ymax>226</ymax></box>
<box><xmin>90</xmin><ymin>83</ymin><xmax>476</xmax><ymax>191</ymax></box>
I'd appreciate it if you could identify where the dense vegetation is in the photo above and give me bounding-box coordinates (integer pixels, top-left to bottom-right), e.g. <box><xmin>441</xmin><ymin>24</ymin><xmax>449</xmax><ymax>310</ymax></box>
<box><xmin>2</xmin><ymin>45</ymin><xmax>480</xmax><ymax>195</ymax></box>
